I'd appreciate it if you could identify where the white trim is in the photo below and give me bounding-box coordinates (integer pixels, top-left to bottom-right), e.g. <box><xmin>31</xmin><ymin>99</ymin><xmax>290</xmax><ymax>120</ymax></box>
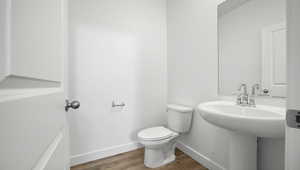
<box><xmin>176</xmin><ymin>141</ymin><xmax>226</xmax><ymax>170</ymax></box>
<box><xmin>70</xmin><ymin>142</ymin><xmax>143</xmax><ymax>166</ymax></box>
<box><xmin>0</xmin><ymin>87</ymin><xmax>63</xmax><ymax>103</ymax></box>
<box><xmin>62</xmin><ymin>0</ymin><xmax>69</xmax><ymax>98</ymax></box>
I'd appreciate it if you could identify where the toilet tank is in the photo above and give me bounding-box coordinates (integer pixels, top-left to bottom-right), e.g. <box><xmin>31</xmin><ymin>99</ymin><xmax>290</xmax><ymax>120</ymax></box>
<box><xmin>167</xmin><ymin>104</ymin><xmax>193</xmax><ymax>133</ymax></box>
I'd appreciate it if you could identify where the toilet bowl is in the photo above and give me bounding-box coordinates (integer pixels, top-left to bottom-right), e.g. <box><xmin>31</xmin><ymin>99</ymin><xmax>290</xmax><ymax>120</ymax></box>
<box><xmin>137</xmin><ymin>104</ymin><xmax>193</xmax><ymax>168</ymax></box>
<box><xmin>138</xmin><ymin>126</ymin><xmax>179</xmax><ymax>168</ymax></box>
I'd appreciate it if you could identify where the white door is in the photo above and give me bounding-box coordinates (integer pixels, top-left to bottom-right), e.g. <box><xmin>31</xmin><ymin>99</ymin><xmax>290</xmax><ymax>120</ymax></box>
<box><xmin>0</xmin><ymin>0</ymin><xmax>70</xmax><ymax>169</ymax></box>
<box><xmin>286</xmin><ymin>0</ymin><xmax>300</xmax><ymax>170</ymax></box>
<box><xmin>0</xmin><ymin>92</ymin><xmax>69</xmax><ymax>170</ymax></box>
<box><xmin>262</xmin><ymin>23</ymin><xmax>287</xmax><ymax>97</ymax></box>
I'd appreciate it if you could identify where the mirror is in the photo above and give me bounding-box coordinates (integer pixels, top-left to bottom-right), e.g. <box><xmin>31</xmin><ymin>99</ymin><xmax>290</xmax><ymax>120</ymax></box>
<box><xmin>0</xmin><ymin>0</ymin><xmax>63</xmax><ymax>90</ymax></box>
<box><xmin>218</xmin><ymin>0</ymin><xmax>287</xmax><ymax>97</ymax></box>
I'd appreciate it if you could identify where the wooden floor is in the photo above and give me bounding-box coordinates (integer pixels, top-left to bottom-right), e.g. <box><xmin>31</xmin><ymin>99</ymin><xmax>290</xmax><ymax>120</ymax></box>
<box><xmin>71</xmin><ymin>149</ymin><xmax>208</xmax><ymax>170</ymax></box>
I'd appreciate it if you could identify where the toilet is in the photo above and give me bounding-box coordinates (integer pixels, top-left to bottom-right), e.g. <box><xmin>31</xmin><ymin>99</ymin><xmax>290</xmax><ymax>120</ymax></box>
<box><xmin>137</xmin><ymin>104</ymin><xmax>193</xmax><ymax>168</ymax></box>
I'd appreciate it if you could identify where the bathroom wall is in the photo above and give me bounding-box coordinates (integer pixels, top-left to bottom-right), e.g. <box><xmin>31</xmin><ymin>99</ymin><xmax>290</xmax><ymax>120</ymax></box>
<box><xmin>167</xmin><ymin>0</ymin><xmax>230</xmax><ymax>169</ymax></box>
<box><xmin>68</xmin><ymin>0</ymin><xmax>167</xmax><ymax>166</ymax></box>
<box><xmin>218</xmin><ymin>0</ymin><xmax>286</xmax><ymax>95</ymax></box>
<box><xmin>167</xmin><ymin>0</ymin><xmax>285</xmax><ymax>170</ymax></box>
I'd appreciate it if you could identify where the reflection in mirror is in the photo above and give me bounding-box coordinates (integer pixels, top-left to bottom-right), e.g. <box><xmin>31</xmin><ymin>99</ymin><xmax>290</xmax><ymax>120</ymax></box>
<box><xmin>0</xmin><ymin>0</ymin><xmax>62</xmax><ymax>90</ymax></box>
<box><xmin>218</xmin><ymin>0</ymin><xmax>286</xmax><ymax>97</ymax></box>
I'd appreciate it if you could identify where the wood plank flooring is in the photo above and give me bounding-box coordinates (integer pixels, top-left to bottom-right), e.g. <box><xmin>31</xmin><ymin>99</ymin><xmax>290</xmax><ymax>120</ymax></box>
<box><xmin>71</xmin><ymin>148</ymin><xmax>208</xmax><ymax>170</ymax></box>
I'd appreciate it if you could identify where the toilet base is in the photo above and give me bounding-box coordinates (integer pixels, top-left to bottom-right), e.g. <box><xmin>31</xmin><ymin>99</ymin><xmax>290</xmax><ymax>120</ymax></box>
<box><xmin>143</xmin><ymin>140</ymin><xmax>177</xmax><ymax>168</ymax></box>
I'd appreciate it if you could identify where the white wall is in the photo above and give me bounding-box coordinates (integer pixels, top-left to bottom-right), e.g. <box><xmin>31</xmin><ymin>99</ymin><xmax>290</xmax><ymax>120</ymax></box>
<box><xmin>167</xmin><ymin>0</ymin><xmax>230</xmax><ymax>169</ymax></box>
<box><xmin>68</xmin><ymin>0</ymin><xmax>167</xmax><ymax>165</ymax></box>
<box><xmin>168</xmin><ymin>0</ymin><xmax>286</xmax><ymax>170</ymax></box>
<box><xmin>67</xmin><ymin>0</ymin><xmax>285</xmax><ymax>169</ymax></box>
<box><xmin>219</xmin><ymin>0</ymin><xmax>286</xmax><ymax>95</ymax></box>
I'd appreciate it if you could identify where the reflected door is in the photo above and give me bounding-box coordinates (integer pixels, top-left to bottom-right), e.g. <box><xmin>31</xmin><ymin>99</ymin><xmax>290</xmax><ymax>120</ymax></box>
<box><xmin>262</xmin><ymin>23</ymin><xmax>287</xmax><ymax>97</ymax></box>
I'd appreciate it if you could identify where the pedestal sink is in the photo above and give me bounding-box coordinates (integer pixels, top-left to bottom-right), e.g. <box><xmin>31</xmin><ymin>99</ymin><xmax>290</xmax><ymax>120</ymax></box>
<box><xmin>198</xmin><ymin>101</ymin><xmax>285</xmax><ymax>170</ymax></box>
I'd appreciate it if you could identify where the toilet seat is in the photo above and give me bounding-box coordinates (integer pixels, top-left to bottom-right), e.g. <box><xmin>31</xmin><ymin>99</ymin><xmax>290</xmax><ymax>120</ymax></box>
<box><xmin>138</xmin><ymin>126</ymin><xmax>177</xmax><ymax>141</ymax></box>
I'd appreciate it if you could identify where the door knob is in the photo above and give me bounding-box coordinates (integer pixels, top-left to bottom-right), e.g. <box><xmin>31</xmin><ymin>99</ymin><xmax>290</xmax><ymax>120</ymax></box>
<box><xmin>65</xmin><ymin>100</ymin><xmax>80</xmax><ymax>112</ymax></box>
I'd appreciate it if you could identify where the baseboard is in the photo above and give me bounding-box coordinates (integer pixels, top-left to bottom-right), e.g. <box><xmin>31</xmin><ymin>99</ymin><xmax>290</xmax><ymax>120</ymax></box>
<box><xmin>176</xmin><ymin>141</ymin><xmax>227</xmax><ymax>170</ymax></box>
<box><xmin>70</xmin><ymin>140</ymin><xmax>226</xmax><ymax>169</ymax></box>
<box><xmin>70</xmin><ymin>142</ymin><xmax>143</xmax><ymax>166</ymax></box>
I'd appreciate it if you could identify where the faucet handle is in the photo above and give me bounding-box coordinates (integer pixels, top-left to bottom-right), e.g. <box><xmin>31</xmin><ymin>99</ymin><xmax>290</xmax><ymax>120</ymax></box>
<box><xmin>238</xmin><ymin>83</ymin><xmax>246</xmax><ymax>90</ymax></box>
<box><xmin>236</xmin><ymin>94</ymin><xmax>242</xmax><ymax>104</ymax></box>
<box><xmin>251</xmin><ymin>84</ymin><xmax>260</xmax><ymax>96</ymax></box>
<box><xmin>238</xmin><ymin>83</ymin><xmax>248</xmax><ymax>94</ymax></box>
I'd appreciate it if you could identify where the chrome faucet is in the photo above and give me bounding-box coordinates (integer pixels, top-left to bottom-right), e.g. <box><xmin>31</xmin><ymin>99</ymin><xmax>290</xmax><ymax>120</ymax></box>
<box><xmin>236</xmin><ymin>83</ymin><xmax>260</xmax><ymax>107</ymax></box>
<box><xmin>249</xmin><ymin>84</ymin><xmax>260</xmax><ymax>107</ymax></box>
<box><xmin>236</xmin><ymin>84</ymin><xmax>249</xmax><ymax>106</ymax></box>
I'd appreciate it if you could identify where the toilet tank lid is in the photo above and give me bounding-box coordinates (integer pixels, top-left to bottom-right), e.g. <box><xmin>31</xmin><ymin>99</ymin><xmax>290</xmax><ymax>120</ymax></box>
<box><xmin>167</xmin><ymin>104</ymin><xmax>194</xmax><ymax>113</ymax></box>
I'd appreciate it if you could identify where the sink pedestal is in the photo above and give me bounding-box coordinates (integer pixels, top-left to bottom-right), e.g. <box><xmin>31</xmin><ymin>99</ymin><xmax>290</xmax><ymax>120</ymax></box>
<box><xmin>229</xmin><ymin>132</ymin><xmax>257</xmax><ymax>170</ymax></box>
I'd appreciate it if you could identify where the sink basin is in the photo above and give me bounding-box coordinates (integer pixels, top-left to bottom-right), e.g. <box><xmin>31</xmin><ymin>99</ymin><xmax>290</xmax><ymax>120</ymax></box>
<box><xmin>198</xmin><ymin>101</ymin><xmax>286</xmax><ymax>170</ymax></box>
<box><xmin>198</xmin><ymin>101</ymin><xmax>285</xmax><ymax>138</ymax></box>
